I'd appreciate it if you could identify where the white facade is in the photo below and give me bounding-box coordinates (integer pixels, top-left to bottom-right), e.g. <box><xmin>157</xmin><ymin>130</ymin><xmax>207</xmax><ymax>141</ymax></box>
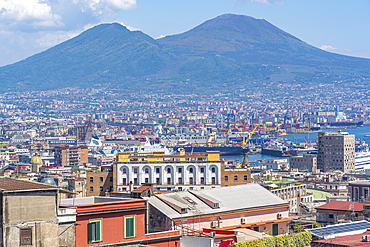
<box><xmin>116</xmin><ymin>161</ymin><xmax>221</xmax><ymax>191</ymax></box>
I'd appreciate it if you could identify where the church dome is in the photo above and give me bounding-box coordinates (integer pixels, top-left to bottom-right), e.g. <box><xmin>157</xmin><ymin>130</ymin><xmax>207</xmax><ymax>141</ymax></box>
<box><xmin>30</xmin><ymin>153</ymin><xmax>43</xmax><ymax>165</ymax></box>
<box><xmin>40</xmin><ymin>177</ymin><xmax>56</xmax><ymax>186</ymax></box>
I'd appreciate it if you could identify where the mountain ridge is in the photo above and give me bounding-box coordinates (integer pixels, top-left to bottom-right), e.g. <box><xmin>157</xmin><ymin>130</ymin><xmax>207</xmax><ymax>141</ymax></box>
<box><xmin>0</xmin><ymin>14</ymin><xmax>369</xmax><ymax>94</ymax></box>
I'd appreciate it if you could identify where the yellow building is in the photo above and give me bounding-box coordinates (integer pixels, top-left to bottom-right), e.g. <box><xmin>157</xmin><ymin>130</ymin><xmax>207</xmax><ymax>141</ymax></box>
<box><xmin>114</xmin><ymin>151</ymin><xmax>221</xmax><ymax>191</ymax></box>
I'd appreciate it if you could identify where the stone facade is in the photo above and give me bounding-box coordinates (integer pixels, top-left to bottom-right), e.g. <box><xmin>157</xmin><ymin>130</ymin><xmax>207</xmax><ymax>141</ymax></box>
<box><xmin>86</xmin><ymin>171</ymin><xmax>113</xmax><ymax>196</ymax></box>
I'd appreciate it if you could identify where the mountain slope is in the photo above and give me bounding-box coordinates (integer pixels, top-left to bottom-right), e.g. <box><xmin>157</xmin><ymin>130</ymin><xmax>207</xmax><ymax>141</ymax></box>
<box><xmin>0</xmin><ymin>23</ymin><xmax>173</xmax><ymax>91</ymax></box>
<box><xmin>0</xmin><ymin>14</ymin><xmax>369</xmax><ymax>93</ymax></box>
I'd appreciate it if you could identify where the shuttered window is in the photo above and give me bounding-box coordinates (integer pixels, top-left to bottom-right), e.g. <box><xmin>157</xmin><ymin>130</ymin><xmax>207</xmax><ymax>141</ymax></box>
<box><xmin>124</xmin><ymin>215</ymin><xmax>136</xmax><ymax>238</ymax></box>
<box><xmin>88</xmin><ymin>219</ymin><xmax>102</xmax><ymax>243</ymax></box>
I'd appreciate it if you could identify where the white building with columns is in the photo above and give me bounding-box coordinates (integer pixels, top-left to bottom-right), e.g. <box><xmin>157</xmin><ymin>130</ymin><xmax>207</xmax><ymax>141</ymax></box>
<box><xmin>113</xmin><ymin>151</ymin><xmax>222</xmax><ymax>191</ymax></box>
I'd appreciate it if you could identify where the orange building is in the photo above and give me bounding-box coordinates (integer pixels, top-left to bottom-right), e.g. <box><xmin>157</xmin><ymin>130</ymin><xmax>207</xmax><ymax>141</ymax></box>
<box><xmin>54</xmin><ymin>145</ymin><xmax>88</xmax><ymax>167</ymax></box>
<box><xmin>60</xmin><ymin>197</ymin><xmax>181</xmax><ymax>247</ymax></box>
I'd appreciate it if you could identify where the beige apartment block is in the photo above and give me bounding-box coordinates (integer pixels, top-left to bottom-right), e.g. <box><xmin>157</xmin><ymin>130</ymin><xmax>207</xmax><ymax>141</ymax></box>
<box><xmin>317</xmin><ymin>131</ymin><xmax>355</xmax><ymax>172</ymax></box>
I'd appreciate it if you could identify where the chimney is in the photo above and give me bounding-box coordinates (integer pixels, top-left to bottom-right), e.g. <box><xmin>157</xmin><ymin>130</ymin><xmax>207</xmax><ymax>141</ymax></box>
<box><xmin>129</xmin><ymin>181</ymin><xmax>133</xmax><ymax>192</ymax></box>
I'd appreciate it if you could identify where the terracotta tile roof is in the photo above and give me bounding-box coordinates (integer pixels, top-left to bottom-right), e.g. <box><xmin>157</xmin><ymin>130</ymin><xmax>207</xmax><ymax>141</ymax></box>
<box><xmin>316</xmin><ymin>201</ymin><xmax>370</xmax><ymax>212</ymax></box>
<box><xmin>132</xmin><ymin>185</ymin><xmax>152</xmax><ymax>193</ymax></box>
<box><xmin>0</xmin><ymin>177</ymin><xmax>58</xmax><ymax>191</ymax></box>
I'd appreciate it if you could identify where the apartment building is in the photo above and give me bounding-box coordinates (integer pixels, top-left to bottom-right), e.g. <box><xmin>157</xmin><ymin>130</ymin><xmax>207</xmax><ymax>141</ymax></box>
<box><xmin>86</xmin><ymin>171</ymin><xmax>113</xmax><ymax>196</ymax></box>
<box><xmin>290</xmin><ymin>155</ymin><xmax>317</xmax><ymax>172</ymax></box>
<box><xmin>348</xmin><ymin>180</ymin><xmax>370</xmax><ymax>202</ymax></box>
<box><xmin>270</xmin><ymin>184</ymin><xmax>313</xmax><ymax>213</ymax></box>
<box><xmin>54</xmin><ymin>145</ymin><xmax>88</xmax><ymax>167</ymax></box>
<box><xmin>113</xmin><ymin>151</ymin><xmax>222</xmax><ymax>191</ymax></box>
<box><xmin>221</xmin><ymin>161</ymin><xmax>252</xmax><ymax>186</ymax></box>
<box><xmin>317</xmin><ymin>131</ymin><xmax>355</xmax><ymax>172</ymax></box>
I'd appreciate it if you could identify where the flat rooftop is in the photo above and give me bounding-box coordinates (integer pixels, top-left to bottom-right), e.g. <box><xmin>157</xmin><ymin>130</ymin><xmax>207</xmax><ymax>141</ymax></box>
<box><xmin>60</xmin><ymin>196</ymin><xmax>134</xmax><ymax>206</ymax></box>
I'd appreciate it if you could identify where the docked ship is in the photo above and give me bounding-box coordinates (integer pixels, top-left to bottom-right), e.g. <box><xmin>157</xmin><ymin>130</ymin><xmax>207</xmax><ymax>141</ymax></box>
<box><xmin>319</xmin><ymin>121</ymin><xmax>363</xmax><ymax>128</ymax></box>
<box><xmin>182</xmin><ymin>145</ymin><xmax>247</xmax><ymax>156</ymax></box>
<box><xmin>355</xmin><ymin>151</ymin><xmax>370</xmax><ymax>171</ymax></box>
<box><xmin>159</xmin><ymin>133</ymin><xmax>226</xmax><ymax>146</ymax></box>
<box><xmin>262</xmin><ymin>141</ymin><xmax>298</xmax><ymax>157</ymax></box>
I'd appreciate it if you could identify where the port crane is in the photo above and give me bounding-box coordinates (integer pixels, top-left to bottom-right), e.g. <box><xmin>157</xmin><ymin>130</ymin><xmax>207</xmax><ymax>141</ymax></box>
<box><xmin>242</xmin><ymin>124</ymin><xmax>259</xmax><ymax>148</ymax></box>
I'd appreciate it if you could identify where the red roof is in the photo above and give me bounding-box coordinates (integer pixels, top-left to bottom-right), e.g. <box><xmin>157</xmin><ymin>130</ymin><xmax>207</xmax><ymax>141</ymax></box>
<box><xmin>132</xmin><ymin>185</ymin><xmax>152</xmax><ymax>193</ymax></box>
<box><xmin>0</xmin><ymin>177</ymin><xmax>58</xmax><ymax>191</ymax></box>
<box><xmin>316</xmin><ymin>201</ymin><xmax>370</xmax><ymax>212</ymax></box>
<box><xmin>312</xmin><ymin>229</ymin><xmax>370</xmax><ymax>246</ymax></box>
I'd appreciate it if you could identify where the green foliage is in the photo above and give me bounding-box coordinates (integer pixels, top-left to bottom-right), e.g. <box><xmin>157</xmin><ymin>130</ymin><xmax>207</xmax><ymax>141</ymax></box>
<box><xmin>293</xmin><ymin>225</ymin><xmax>305</xmax><ymax>233</ymax></box>
<box><xmin>234</xmin><ymin>231</ymin><xmax>312</xmax><ymax>247</ymax></box>
<box><xmin>314</xmin><ymin>222</ymin><xmax>321</xmax><ymax>228</ymax></box>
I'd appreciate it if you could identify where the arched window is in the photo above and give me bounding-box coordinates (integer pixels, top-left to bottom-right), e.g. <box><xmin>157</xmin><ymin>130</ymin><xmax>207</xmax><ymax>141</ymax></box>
<box><xmin>167</xmin><ymin>168</ymin><xmax>171</xmax><ymax>173</ymax></box>
<box><xmin>145</xmin><ymin>168</ymin><xmax>149</xmax><ymax>173</ymax></box>
<box><xmin>122</xmin><ymin>168</ymin><xmax>126</xmax><ymax>174</ymax></box>
<box><xmin>211</xmin><ymin>167</ymin><xmax>216</xmax><ymax>173</ymax></box>
<box><xmin>189</xmin><ymin>167</ymin><xmax>193</xmax><ymax>173</ymax></box>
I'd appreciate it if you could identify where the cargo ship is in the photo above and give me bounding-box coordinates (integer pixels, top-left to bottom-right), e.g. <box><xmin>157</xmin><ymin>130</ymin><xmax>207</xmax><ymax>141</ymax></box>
<box><xmin>319</xmin><ymin>121</ymin><xmax>363</xmax><ymax>128</ymax></box>
<box><xmin>182</xmin><ymin>146</ymin><xmax>248</xmax><ymax>156</ymax></box>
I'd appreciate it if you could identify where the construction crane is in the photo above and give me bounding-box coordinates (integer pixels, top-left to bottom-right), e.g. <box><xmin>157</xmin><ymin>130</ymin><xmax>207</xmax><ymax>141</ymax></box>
<box><xmin>242</xmin><ymin>124</ymin><xmax>259</xmax><ymax>148</ymax></box>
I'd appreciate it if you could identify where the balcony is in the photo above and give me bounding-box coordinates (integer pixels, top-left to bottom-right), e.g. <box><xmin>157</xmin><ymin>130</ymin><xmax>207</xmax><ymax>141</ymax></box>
<box><xmin>57</xmin><ymin>207</ymin><xmax>76</xmax><ymax>223</ymax></box>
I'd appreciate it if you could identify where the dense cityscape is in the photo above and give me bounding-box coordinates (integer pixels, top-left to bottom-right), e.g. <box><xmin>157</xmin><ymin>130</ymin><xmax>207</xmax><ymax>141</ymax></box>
<box><xmin>0</xmin><ymin>1</ymin><xmax>370</xmax><ymax>246</ymax></box>
<box><xmin>0</xmin><ymin>81</ymin><xmax>369</xmax><ymax>246</ymax></box>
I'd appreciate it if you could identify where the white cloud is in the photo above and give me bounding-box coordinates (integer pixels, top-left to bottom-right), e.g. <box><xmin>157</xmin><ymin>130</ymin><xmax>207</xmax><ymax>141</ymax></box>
<box><xmin>105</xmin><ymin>0</ymin><xmax>137</xmax><ymax>10</ymax></box>
<box><xmin>236</xmin><ymin>0</ymin><xmax>284</xmax><ymax>4</ymax></box>
<box><xmin>156</xmin><ymin>35</ymin><xmax>166</xmax><ymax>39</ymax></box>
<box><xmin>0</xmin><ymin>0</ymin><xmax>138</xmax><ymax>66</ymax></box>
<box><xmin>116</xmin><ymin>21</ymin><xmax>140</xmax><ymax>31</ymax></box>
<box><xmin>0</xmin><ymin>0</ymin><xmax>63</xmax><ymax>27</ymax></box>
<box><xmin>34</xmin><ymin>30</ymin><xmax>79</xmax><ymax>48</ymax></box>
<box><xmin>320</xmin><ymin>45</ymin><xmax>338</xmax><ymax>52</ymax></box>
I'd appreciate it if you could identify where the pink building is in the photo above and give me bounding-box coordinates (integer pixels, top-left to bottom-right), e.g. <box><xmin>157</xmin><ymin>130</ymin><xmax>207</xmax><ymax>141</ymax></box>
<box><xmin>148</xmin><ymin>184</ymin><xmax>291</xmax><ymax>237</ymax></box>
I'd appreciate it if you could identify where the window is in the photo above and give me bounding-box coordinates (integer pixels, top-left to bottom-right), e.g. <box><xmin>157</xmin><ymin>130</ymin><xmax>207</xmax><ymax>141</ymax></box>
<box><xmin>145</xmin><ymin>168</ymin><xmax>149</xmax><ymax>173</ymax></box>
<box><xmin>156</xmin><ymin>168</ymin><xmax>160</xmax><ymax>173</ymax></box>
<box><xmin>124</xmin><ymin>215</ymin><xmax>136</xmax><ymax>238</ymax></box>
<box><xmin>189</xmin><ymin>168</ymin><xmax>193</xmax><ymax>173</ymax></box>
<box><xmin>20</xmin><ymin>228</ymin><xmax>32</xmax><ymax>245</ymax></box>
<box><xmin>99</xmin><ymin>177</ymin><xmax>103</xmax><ymax>183</ymax></box>
<box><xmin>189</xmin><ymin>177</ymin><xmax>194</xmax><ymax>184</ymax></box>
<box><xmin>134</xmin><ymin>178</ymin><xmax>138</xmax><ymax>185</ymax></box>
<box><xmin>181</xmin><ymin>208</ymin><xmax>187</xmax><ymax>214</ymax></box>
<box><xmin>122</xmin><ymin>169</ymin><xmax>127</xmax><ymax>174</ymax></box>
<box><xmin>122</xmin><ymin>178</ymin><xmax>126</xmax><ymax>185</ymax></box>
<box><xmin>200</xmin><ymin>168</ymin><xmax>205</xmax><ymax>173</ymax></box>
<box><xmin>156</xmin><ymin>177</ymin><xmax>160</xmax><ymax>184</ymax></box>
<box><xmin>100</xmin><ymin>186</ymin><xmax>103</xmax><ymax>192</ymax></box>
<box><xmin>88</xmin><ymin>219</ymin><xmax>102</xmax><ymax>243</ymax></box>
<box><xmin>201</xmin><ymin>177</ymin><xmax>205</xmax><ymax>184</ymax></box>
<box><xmin>145</xmin><ymin>178</ymin><xmax>149</xmax><ymax>183</ymax></box>
<box><xmin>225</xmin><ymin>176</ymin><xmax>228</xmax><ymax>181</ymax></box>
<box><xmin>109</xmin><ymin>177</ymin><xmax>113</xmax><ymax>183</ymax></box>
<box><xmin>211</xmin><ymin>167</ymin><xmax>216</xmax><ymax>173</ymax></box>
<box><xmin>244</xmin><ymin>175</ymin><xmax>248</xmax><ymax>181</ymax></box>
<box><xmin>90</xmin><ymin>177</ymin><xmax>93</xmax><ymax>183</ymax></box>
<box><xmin>178</xmin><ymin>168</ymin><xmax>182</xmax><ymax>173</ymax></box>
<box><xmin>167</xmin><ymin>168</ymin><xmax>171</xmax><ymax>173</ymax></box>
<box><xmin>90</xmin><ymin>186</ymin><xmax>94</xmax><ymax>192</ymax></box>
<box><xmin>133</xmin><ymin>168</ymin><xmax>138</xmax><ymax>174</ymax></box>
<box><xmin>234</xmin><ymin>175</ymin><xmax>238</xmax><ymax>181</ymax></box>
<box><xmin>328</xmin><ymin>214</ymin><xmax>334</xmax><ymax>219</ymax></box>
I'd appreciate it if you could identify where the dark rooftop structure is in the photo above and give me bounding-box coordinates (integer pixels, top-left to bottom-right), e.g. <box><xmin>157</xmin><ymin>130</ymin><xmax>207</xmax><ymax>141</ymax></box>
<box><xmin>0</xmin><ymin>177</ymin><xmax>59</xmax><ymax>191</ymax></box>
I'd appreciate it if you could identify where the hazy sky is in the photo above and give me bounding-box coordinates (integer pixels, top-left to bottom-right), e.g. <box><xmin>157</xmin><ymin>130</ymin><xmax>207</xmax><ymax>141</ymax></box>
<box><xmin>0</xmin><ymin>0</ymin><xmax>369</xmax><ymax>67</ymax></box>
